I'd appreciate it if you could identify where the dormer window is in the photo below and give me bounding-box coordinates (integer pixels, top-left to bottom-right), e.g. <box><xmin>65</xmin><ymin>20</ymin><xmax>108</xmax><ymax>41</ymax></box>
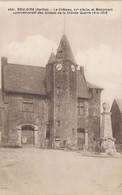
<box><xmin>77</xmin><ymin>100</ymin><xmax>88</xmax><ymax>116</ymax></box>
<box><xmin>77</xmin><ymin>101</ymin><xmax>84</xmax><ymax>116</ymax></box>
<box><xmin>57</xmin><ymin>50</ymin><xmax>63</xmax><ymax>59</ymax></box>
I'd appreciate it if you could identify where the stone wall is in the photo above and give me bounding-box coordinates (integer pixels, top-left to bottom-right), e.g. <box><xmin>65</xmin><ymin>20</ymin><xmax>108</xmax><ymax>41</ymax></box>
<box><xmin>111</xmin><ymin>102</ymin><xmax>122</xmax><ymax>144</ymax></box>
<box><xmin>87</xmin><ymin>89</ymin><xmax>101</xmax><ymax>144</ymax></box>
<box><xmin>77</xmin><ymin>100</ymin><xmax>89</xmax><ymax>130</ymax></box>
<box><xmin>1</xmin><ymin>88</ymin><xmax>102</xmax><ymax>149</ymax></box>
<box><xmin>45</xmin><ymin>60</ymin><xmax>102</xmax><ymax>149</ymax></box>
<box><xmin>77</xmin><ymin>89</ymin><xmax>101</xmax><ymax>146</ymax></box>
<box><xmin>51</xmin><ymin>60</ymin><xmax>77</xmax><ymax>149</ymax></box>
<box><xmin>0</xmin><ymin>90</ymin><xmax>4</xmax><ymax>142</ymax></box>
<box><xmin>0</xmin><ymin>108</ymin><xmax>4</xmax><ymax>142</ymax></box>
<box><xmin>1</xmin><ymin>92</ymin><xmax>50</xmax><ymax>147</ymax></box>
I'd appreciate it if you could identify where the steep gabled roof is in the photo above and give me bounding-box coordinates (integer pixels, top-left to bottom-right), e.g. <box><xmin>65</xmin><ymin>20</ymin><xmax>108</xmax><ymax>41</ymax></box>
<box><xmin>87</xmin><ymin>82</ymin><xmax>103</xmax><ymax>90</ymax></box>
<box><xmin>114</xmin><ymin>99</ymin><xmax>122</xmax><ymax>114</ymax></box>
<box><xmin>56</xmin><ymin>34</ymin><xmax>76</xmax><ymax>63</ymax></box>
<box><xmin>77</xmin><ymin>70</ymin><xmax>90</xmax><ymax>99</ymax></box>
<box><xmin>3</xmin><ymin>63</ymin><xmax>47</xmax><ymax>95</ymax></box>
<box><xmin>2</xmin><ymin>61</ymin><xmax>103</xmax><ymax>98</ymax></box>
<box><xmin>47</xmin><ymin>52</ymin><xmax>56</xmax><ymax>64</ymax></box>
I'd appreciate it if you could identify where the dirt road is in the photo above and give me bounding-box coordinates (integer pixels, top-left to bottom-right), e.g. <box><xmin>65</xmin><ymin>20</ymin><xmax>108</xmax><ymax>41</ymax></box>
<box><xmin>0</xmin><ymin>148</ymin><xmax>122</xmax><ymax>195</ymax></box>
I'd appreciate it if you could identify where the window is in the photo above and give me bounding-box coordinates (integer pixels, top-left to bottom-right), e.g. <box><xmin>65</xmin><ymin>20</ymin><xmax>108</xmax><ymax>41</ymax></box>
<box><xmin>77</xmin><ymin>101</ymin><xmax>84</xmax><ymax>116</ymax></box>
<box><xmin>4</xmin><ymin>95</ymin><xmax>9</xmax><ymax>104</ymax></box>
<box><xmin>57</xmin><ymin>50</ymin><xmax>63</xmax><ymax>59</ymax></box>
<box><xmin>56</xmin><ymin>105</ymin><xmax>60</xmax><ymax>113</ymax></box>
<box><xmin>77</xmin><ymin>128</ymin><xmax>85</xmax><ymax>133</ymax></box>
<box><xmin>57</xmin><ymin>121</ymin><xmax>60</xmax><ymax>127</ymax></box>
<box><xmin>55</xmin><ymin>137</ymin><xmax>60</xmax><ymax>141</ymax></box>
<box><xmin>96</xmin><ymin>89</ymin><xmax>100</xmax><ymax>94</ymax></box>
<box><xmin>23</xmin><ymin>101</ymin><xmax>33</xmax><ymax>112</ymax></box>
<box><xmin>22</xmin><ymin>125</ymin><xmax>34</xmax><ymax>131</ymax></box>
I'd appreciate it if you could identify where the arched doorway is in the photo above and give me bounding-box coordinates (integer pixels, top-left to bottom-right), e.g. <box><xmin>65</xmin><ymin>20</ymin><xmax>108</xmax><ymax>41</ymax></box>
<box><xmin>17</xmin><ymin>124</ymin><xmax>38</xmax><ymax>147</ymax></box>
<box><xmin>21</xmin><ymin>125</ymin><xmax>34</xmax><ymax>147</ymax></box>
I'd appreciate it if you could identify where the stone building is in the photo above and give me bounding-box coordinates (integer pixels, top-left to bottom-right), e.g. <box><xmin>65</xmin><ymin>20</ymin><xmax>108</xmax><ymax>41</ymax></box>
<box><xmin>0</xmin><ymin>89</ymin><xmax>4</xmax><ymax>142</ymax></box>
<box><xmin>111</xmin><ymin>99</ymin><xmax>122</xmax><ymax>144</ymax></box>
<box><xmin>0</xmin><ymin>34</ymin><xmax>103</xmax><ymax>149</ymax></box>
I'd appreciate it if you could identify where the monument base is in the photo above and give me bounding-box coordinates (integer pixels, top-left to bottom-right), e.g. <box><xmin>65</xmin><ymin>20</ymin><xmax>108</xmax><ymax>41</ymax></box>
<box><xmin>100</xmin><ymin>137</ymin><xmax>117</xmax><ymax>155</ymax></box>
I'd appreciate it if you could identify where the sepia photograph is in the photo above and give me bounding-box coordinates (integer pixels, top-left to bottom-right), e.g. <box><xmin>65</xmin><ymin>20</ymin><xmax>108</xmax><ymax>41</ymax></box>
<box><xmin>0</xmin><ymin>1</ymin><xmax>122</xmax><ymax>195</ymax></box>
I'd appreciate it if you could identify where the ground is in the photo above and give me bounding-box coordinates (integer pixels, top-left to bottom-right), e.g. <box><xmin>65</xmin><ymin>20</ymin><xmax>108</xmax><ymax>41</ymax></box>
<box><xmin>0</xmin><ymin>148</ymin><xmax>122</xmax><ymax>195</ymax></box>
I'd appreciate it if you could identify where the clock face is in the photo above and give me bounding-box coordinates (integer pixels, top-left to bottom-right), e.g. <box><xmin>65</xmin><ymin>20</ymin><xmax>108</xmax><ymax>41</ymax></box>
<box><xmin>71</xmin><ymin>65</ymin><xmax>75</xmax><ymax>72</ymax></box>
<box><xmin>56</xmin><ymin>64</ymin><xmax>62</xmax><ymax>71</ymax></box>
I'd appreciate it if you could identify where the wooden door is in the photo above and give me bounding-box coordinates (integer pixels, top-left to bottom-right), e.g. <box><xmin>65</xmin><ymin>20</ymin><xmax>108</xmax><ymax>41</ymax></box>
<box><xmin>78</xmin><ymin>132</ymin><xmax>85</xmax><ymax>150</ymax></box>
<box><xmin>21</xmin><ymin>125</ymin><xmax>34</xmax><ymax>147</ymax></box>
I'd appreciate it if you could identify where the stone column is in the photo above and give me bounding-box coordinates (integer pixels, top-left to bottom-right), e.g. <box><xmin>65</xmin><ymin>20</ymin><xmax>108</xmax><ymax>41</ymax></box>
<box><xmin>100</xmin><ymin>105</ymin><xmax>112</xmax><ymax>138</ymax></box>
<box><xmin>17</xmin><ymin>129</ymin><xmax>21</xmax><ymax>147</ymax></box>
<box><xmin>84</xmin><ymin>130</ymin><xmax>88</xmax><ymax>150</ymax></box>
<box><xmin>34</xmin><ymin>130</ymin><xmax>39</xmax><ymax>148</ymax></box>
<box><xmin>100</xmin><ymin>102</ymin><xmax>116</xmax><ymax>155</ymax></box>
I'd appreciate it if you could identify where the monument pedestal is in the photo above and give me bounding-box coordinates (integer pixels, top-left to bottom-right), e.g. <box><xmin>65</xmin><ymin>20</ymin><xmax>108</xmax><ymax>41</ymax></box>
<box><xmin>100</xmin><ymin>102</ymin><xmax>117</xmax><ymax>155</ymax></box>
<box><xmin>100</xmin><ymin>137</ymin><xmax>116</xmax><ymax>155</ymax></box>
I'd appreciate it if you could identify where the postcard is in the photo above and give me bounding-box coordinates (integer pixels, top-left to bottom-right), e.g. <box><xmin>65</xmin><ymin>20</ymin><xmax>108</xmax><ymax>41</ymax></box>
<box><xmin>0</xmin><ymin>1</ymin><xmax>122</xmax><ymax>195</ymax></box>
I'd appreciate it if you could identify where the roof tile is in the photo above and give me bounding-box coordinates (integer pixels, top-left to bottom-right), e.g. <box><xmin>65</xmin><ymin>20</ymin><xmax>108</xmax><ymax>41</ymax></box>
<box><xmin>3</xmin><ymin>63</ymin><xmax>46</xmax><ymax>95</ymax></box>
<box><xmin>2</xmin><ymin>61</ymin><xmax>102</xmax><ymax>99</ymax></box>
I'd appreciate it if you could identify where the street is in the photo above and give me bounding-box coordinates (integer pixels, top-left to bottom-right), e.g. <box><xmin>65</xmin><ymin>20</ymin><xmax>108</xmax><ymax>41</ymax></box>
<box><xmin>0</xmin><ymin>148</ymin><xmax>122</xmax><ymax>195</ymax></box>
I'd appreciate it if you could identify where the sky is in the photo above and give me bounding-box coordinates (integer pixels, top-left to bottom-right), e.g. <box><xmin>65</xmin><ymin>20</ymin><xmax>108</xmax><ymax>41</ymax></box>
<box><xmin>0</xmin><ymin>1</ymin><xmax>122</xmax><ymax>107</ymax></box>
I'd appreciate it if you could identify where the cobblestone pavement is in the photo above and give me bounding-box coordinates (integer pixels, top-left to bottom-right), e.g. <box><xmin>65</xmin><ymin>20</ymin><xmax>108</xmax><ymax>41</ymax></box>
<box><xmin>0</xmin><ymin>148</ymin><xmax>122</xmax><ymax>195</ymax></box>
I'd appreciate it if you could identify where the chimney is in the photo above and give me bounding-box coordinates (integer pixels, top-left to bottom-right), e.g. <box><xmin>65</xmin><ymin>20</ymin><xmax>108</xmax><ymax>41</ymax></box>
<box><xmin>1</xmin><ymin>57</ymin><xmax>8</xmax><ymax>66</ymax></box>
<box><xmin>80</xmin><ymin>66</ymin><xmax>84</xmax><ymax>75</ymax></box>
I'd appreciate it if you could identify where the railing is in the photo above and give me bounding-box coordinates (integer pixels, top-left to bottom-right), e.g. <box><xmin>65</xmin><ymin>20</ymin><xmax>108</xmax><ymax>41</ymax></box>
<box><xmin>79</xmin><ymin>144</ymin><xmax>122</xmax><ymax>154</ymax></box>
<box><xmin>115</xmin><ymin>144</ymin><xmax>122</xmax><ymax>153</ymax></box>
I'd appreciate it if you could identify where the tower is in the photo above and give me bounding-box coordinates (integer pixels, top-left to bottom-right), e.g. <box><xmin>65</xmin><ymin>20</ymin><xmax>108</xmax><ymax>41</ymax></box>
<box><xmin>46</xmin><ymin>34</ymin><xmax>78</xmax><ymax>149</ymax></box>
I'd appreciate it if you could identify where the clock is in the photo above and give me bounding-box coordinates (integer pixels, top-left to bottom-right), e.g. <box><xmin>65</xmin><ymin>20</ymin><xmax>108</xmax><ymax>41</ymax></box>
<box><xmin>71</xmin><ymin>65</ymin><xmax>75</xmax><ymax>72</ymax></box>
<box><xmin>56</xmin><ymin>64</ymin><xmax>62</xmax><ymax>71</ymax></box>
